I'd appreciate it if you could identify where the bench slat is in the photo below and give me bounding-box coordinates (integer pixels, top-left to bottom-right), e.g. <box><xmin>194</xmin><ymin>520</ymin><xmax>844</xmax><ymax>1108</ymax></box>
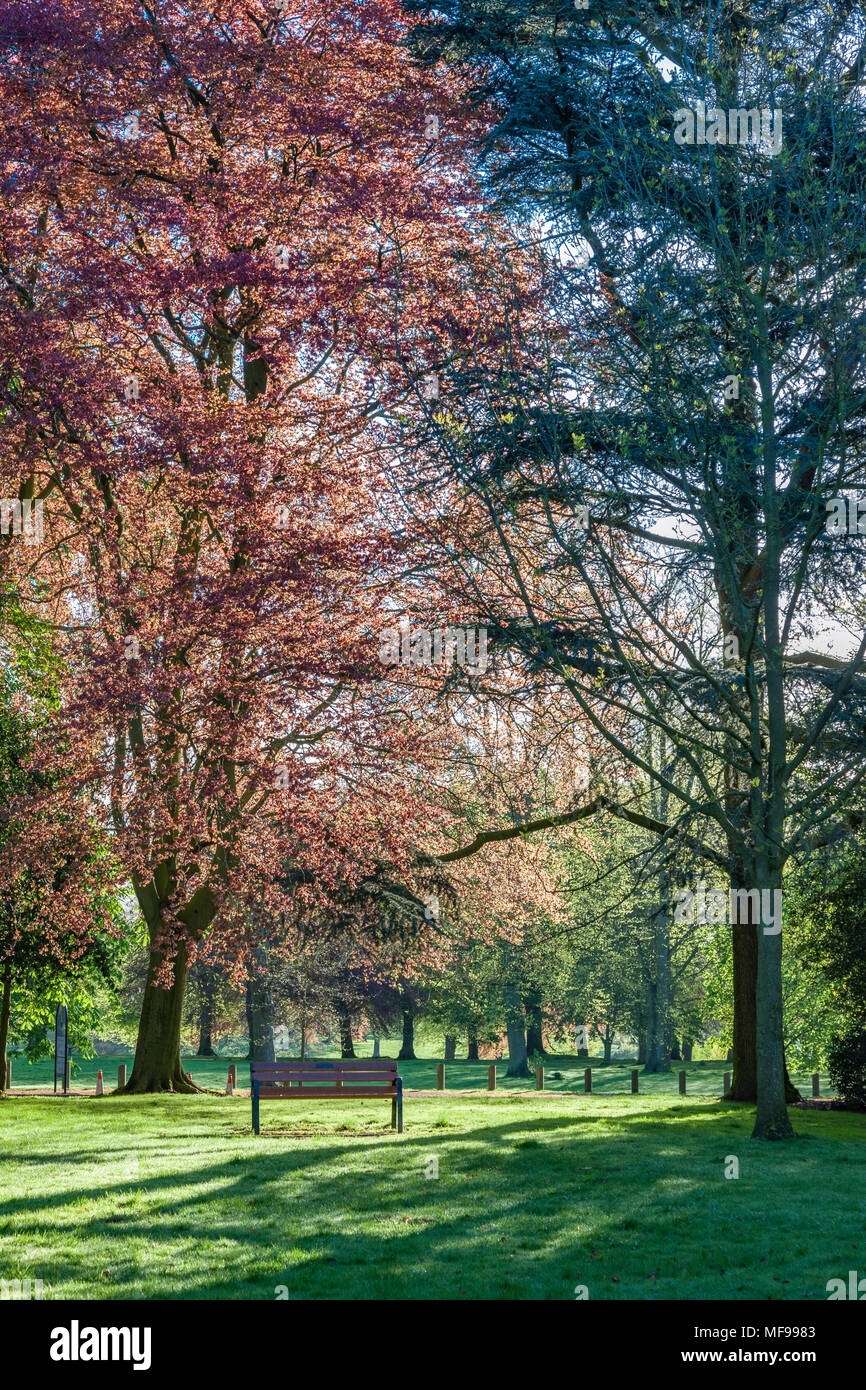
<box><xmin>253</xmin><ymin>1072</ymin><xmax>397</xmax><ymax>1084</ymax></box>
<box><xmin>250</xmin><ymin>1057</ymin><xmax>397</xmax><ymax>1063</ymax></box>
<box><xmin>250</xmin><ymin>1063</ymin><xmax>399</xmax><ymax>1070</ymax></box>
<box><xmin>250</xmin><ymin>1060</ymin><xmax>397</xmax><ymax>1071</ymax></box>
<box><xmin>256</xmin><ymin>1086</ymin><xmax>398</xmax><ymax>1099</ymax></box>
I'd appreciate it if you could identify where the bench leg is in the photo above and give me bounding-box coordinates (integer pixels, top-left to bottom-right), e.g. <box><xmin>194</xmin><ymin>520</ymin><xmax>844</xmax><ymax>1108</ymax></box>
<box><xmin>391</xmin><ymin>1096</ymin><xmax>397</xmax><ymax>1130</ymax></box>
<box><xmin>252</xmin><ymin>1080</ymin><xmax>260</xmax><ymax>1136</ymax></box>
<box><xmin>397</xmin><ymin>1078</ymin><xmax>403</xmax><ymax>1134</ymax></box>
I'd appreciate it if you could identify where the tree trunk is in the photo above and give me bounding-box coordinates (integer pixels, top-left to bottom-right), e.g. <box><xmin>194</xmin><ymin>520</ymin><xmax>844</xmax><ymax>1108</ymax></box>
<box><xmin>300</xmin><ymin>1006</ymin><xmax>306</xmax><ymax>1061</ymax></box>
<box><xmin>637</xmin><ymin>1029</ymin><xmax>647</xmax><ymax>1065</ymax></box>
<box><xmin>0</xmin><ymin>963</ymin><xmax>11</xmax><ymax>1094</ymax></box>
<box><xmin>337</xmin><ymin>1000</ymin><xmax>355</xmax><ymax>1058</ymax></box>
<box><xmin>371</xmin><ymin>1034</ymin><xmax>380</xmax><ymax>1058</ymax></box>
<box><xmin>726</xmin><ymin>894</ymin><xmax>800</xmax><ymax>1101</ymax></box>
<box><xmin>245</xmin><ymin>955</ymin><xmax>275</xmax><ymax>1063</ymax></box>
<box><xmin>196</xmin><ymin>993</ymin><xmax>214</xmax><ymax>1057</ymax></box>
<box><xmin>504</xmin><ymin>982</ymin><xmax>531</xmax><ymax>1077</ymax></box>
<box><xmin>524</xmin><ymin>995</ymin><xmax>545</xmax><ymax>1057</ymax></box>
<box><xmin>602</xmin><ymin>1027</ymin><xmax>613</xmax><ymax>1065</ymax></box>
<box><xmin>467</xmin><ymin>1027</ymin><xmax>479</xmax><ymax>1061</ymax></box>
<box><xmin>753</xmin><ymin>867</ymin><xmax>794</xmax><ymax>1138</ymax></box>
<box><xmin>398</xmin><ymin>1005</ymin><xmax>416</xmax><ymax>1060</ymax></box>
<box><xmin>729</xmin><ymin>912</ymin><xmax>759</xmax><ymax>1099</ymax></box>
<box><xmin>444</xmin><ymin>1034</ymin><xmax>456</xmax><ymax>1061</ymax></box>
<box><xmin>644</xmin><ymin>913</ymin><xmax>672</xmax><ymax>1072</ymax></box>
<box><xmin>682</xmin><ymin>1040</ymin><xmax>693</xmax><ymax>1062</ymax></box>
<box><xmin>124</xmin><ymin>942</ymin><xmax>197</xmax><ymax>1092</ymax></box>
<box><xmin>711</xmin><ymin>23</ymin><xmax>790</xmax><ymax>1136</ymax></box>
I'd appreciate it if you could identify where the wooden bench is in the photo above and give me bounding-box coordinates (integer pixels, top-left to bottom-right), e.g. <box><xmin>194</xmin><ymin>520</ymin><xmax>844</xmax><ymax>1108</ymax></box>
<box><xmin>250</xmin><ymin>1059</ymin><xmax>403</xmax><ymax>1134</ymax></box>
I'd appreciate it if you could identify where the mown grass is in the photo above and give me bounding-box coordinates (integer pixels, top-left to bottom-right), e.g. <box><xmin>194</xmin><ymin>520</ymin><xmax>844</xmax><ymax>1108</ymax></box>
<box><xmin>1</xmin><ymin>1090</ymin><xmax>863</xmax><ymax>1300</ymax></box>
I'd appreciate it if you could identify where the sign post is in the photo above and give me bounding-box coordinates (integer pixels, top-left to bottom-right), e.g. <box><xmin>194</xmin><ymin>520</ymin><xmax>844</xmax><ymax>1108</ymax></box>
<box><xmin>54</xmin><ymin>1005</ymin><xmax>68</xmax><ymax>1095</ymax></box>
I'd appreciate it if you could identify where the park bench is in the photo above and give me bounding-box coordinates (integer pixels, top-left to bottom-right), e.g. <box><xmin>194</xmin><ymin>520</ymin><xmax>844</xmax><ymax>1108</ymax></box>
<box><xmin>250</xmin><ymin>1059</ymin><xmax>403</xmax><ymax>1134</ymax></box>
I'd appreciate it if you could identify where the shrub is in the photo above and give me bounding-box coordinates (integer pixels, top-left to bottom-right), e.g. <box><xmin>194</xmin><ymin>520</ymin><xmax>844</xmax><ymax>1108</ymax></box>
<box><xmin>827</xmin><ymin>1029</ymin><xmax>866</xmax><ymax>1111</ymax></box>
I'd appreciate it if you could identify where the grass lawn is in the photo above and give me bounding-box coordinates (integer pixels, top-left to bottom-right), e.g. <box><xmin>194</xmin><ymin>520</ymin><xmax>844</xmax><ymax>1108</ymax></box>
<box><xmin>1</xmin><ymin>1089</ymin><xmax>863</xmax><ymax>1300</ymax></box>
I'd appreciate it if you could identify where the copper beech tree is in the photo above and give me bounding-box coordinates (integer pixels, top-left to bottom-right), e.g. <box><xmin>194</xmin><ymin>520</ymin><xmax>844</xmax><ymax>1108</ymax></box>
<box><xmin>0</xmin><ymin>0</ymin><xmax>517</xmax><ymax>1089</ymax></box>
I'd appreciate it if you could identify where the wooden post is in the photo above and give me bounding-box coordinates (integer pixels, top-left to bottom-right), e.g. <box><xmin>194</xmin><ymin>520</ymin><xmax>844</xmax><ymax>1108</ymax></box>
<box><xmin>584</xmin><ymin>1067</ymin><xmax>592</xmax><ymax>1093</ymax></box>
<box><xmin>117</xmin><ymin>1064</ymin><xmax>127</xmax><ymax>1091</ymax></box>
<box><xmin>536</xmin><ymin>1066</ymin><xmax>544</xmax><ymax>1091</ymax></box>
<box><xmin>436</xmin><ymin>1063</ymin><xmax>445</xmax><ymax>1091</ymax></box>
<box><xmin>631</xmin><ymin>1069</ymin><xmax>638</xmax><ymax>1094</ymax></box>
<box><xmin>723</xmin><ymin>1071</ymin><xmax>730</xmax><ymax>1094</ymax></box>
<box><xmin>229</xmin><ymin>1064</ymin><xmax>237</xmax><ymax>1089</ymax></box>
<box><xmin>812</xmin><ymin>1072</ymin><xmax>820</xmax><ymax>1098</ymax></box>
<box><xmin>678</xmin><ymin>1070</ymin><xmax>686</xmax><ymax>1095</ymax></box>
<box><xmin>487</xmin><ymin>1064</ymin><xmax>496</xmax><ymax>1091</ymax></box>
